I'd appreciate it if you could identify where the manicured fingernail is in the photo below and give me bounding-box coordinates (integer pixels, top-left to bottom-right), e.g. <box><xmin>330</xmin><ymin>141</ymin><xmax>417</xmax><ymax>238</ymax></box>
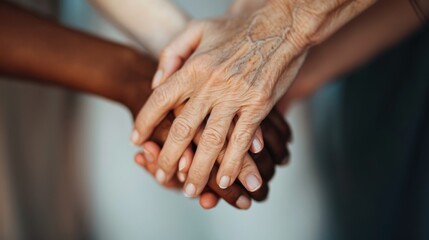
<box><xmin>156</xmin><ymin>169</ymin><xmax>166</xmax><ymax>184</ymax></box>
<box><xmin>251</xmin><ymin>137</ymin><xmax>263</xmax><ymax>153</ymax></box>
<box><xmin>135</xmin><ymin>154</ymin><xmax>145</xmax><ymax>165</ymax></box>
<box><xmin>177</xmin><ymin>172</ymin><xmax>187</xmax><ymax>183</ymax></box>
<box><xmin>141</xmin><ymin>147</ymin><xmax>153</xmax><ymax>162</ymax></box>
<box><xmin>184</xmin><ymin>183</ymin><xmax>196</xmax><ymax>198</ymax></box>
<box><xmin>219</xmin><ymin>176</ymin><xmax>230</xmax><ymax>189</ymax></box>
<box><xmin>152</xmin><ymin>69</ymin><xmax>164</xmax><ymax>88</ymax></box>
<box><xmin>130</xmin><ymin>130</ymin><xmax>140</xmax><ymax>145</ymax></box>
<box><xmin>236</xmin><ymin>196</ymin><xmax>251</xmax><ymax>210</ymax></box>
<box><xmin>178</xmin><ymin>157</ymin><xmax>187</xmax><ymax>172</ymax></box>
<box><xmin>246</xmin><ymin>175</ymin><xmax>262</xmax><ymax>192</ymax></box>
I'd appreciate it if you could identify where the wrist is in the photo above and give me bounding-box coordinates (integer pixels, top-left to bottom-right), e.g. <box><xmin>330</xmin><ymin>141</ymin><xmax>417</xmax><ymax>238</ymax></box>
<box><xmin>110</xmin><ymin>48</ymin><xmax>156</xmax><ymax>117</ymax></box>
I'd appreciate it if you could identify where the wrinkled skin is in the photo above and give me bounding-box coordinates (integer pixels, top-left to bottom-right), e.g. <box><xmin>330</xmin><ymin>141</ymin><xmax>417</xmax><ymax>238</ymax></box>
<box><xmin>131</xmin><ymin>0</ymin><xmax>377</xmax><ymax>198</ymax></box>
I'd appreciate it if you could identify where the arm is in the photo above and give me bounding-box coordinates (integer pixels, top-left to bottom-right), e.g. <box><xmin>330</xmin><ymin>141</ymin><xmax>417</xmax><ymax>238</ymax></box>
<box><xmin>90</xmin><ymin>0</ymin><xmax>189</xmax><ymax>58</ymax></box>
<box><xmin>132</xmin><ymin>0</ymin><xmax>377</xmax><ymax>198</ymax></box>
<box><xmin>279</xmin><ymin>0</ymin><xmax>425</xmax><ymax>109</ymax></box>
<box><xmin>0</xmin><ymin>1</ymin><xmax>152</xmax><ymax>107</ymax></box>
<box><xmin>0</xmin><ymin>2</ymin><xmax>289</xmax><ymax>209</ymax></box>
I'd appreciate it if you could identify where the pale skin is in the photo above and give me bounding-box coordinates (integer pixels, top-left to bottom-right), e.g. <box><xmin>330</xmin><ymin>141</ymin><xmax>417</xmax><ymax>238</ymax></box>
<box><xmin>0</xmin><ymin>1</ymin><xmax>291</xmax><ymax>210</ymax></box>
<box><xmin>93</xmin><ymin>0</ymin><xmax>279</xmax><ymax>195</ymax></box>
<box><xmin>79</xmin><ymin>0</ymin><xmax>425</xmax><ymax>204</ymax></box>
<box><xmin>278</xmin><ymin>0</ymin><xmax>426</xmax><ymax>110</ymax></box>
<box><xmin>131</xmin><ymin>0</ymin><xmax>378</xmax><ymax>198</ymax></box>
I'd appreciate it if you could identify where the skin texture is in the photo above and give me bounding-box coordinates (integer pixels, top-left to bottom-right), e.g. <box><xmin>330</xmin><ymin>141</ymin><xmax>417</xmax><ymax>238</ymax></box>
<box><xmin>132</xmin><ymin>0</ymin><xmax>377</xmax><ymax>197</ymax></box>
<box><xmin>278</xmin><ymin>0</ymin><xmax>423</xmax><ymax>111</ymax></box>
<box><xmin>0</xmin><ymin>2</ymin><xmax>291</xmax><ymax>210</ymax></box>
<box><xmin>93</xmin><ymin>0</ymin><xmax>269</xmax><ymax>187</ymax></box>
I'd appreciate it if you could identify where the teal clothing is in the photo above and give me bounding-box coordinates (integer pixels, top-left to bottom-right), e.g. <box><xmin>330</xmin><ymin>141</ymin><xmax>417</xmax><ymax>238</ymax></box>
<box><xmin>314</xmin><ymin>26</ymin><xmax>429</xmax><ymax>240</ymax></box>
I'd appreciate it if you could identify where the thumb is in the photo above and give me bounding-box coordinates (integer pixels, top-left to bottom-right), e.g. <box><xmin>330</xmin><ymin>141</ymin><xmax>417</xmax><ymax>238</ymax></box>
<box><xmin>152</xmin><ymin>21</ymin><xmax>204</xmax><ymax>89</ymax></box>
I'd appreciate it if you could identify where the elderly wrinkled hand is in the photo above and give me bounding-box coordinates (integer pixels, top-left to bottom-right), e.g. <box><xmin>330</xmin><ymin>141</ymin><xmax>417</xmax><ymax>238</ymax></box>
<box><xmin>131</xmin><ymin>0</ymin><xmax>376</xmax><ymax>197</ymax></box>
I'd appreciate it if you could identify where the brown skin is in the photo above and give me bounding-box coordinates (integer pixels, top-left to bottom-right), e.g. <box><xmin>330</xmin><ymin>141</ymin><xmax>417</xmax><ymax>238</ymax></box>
<box><xmin>133</xmin><ymin>0</ymin><xmax>377</xmax><ymax>198</ymax></box>
<box><xmin>0</xmin><ymin>2</ymin><xmax>290</xmax><ymax>209</ymax></box>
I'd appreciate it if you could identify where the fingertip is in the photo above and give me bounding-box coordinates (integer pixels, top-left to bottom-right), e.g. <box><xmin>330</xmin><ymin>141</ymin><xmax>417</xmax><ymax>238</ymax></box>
<box><xmin>130</xmin><ymin>129</ymin><xmax>141</xmax><ymax>146</ymax></box>
<box><xmin>236</xmin><ymin>196</ymin><xmax>252</xmax><ymax>210</ymax></box>
<box><xmin>245</xmin><ymin>174</ymin><xmax>263</xmax><ymax>192</ymax></box>
<box><xmin>152</xmin><ymin>69</ymin><xmax>164</xmax><ymax>89</ymax></box>
<box><xmin>178</xmin><ymin>146</ymin><xmax>194</xmax><ymax>173</ymax></box>
<box><xmin>141</xmin><ymin>141</ymin><xmax>161</xmax><ymax>160</ymax></box>
<box><xmin>177</xmin><ymin>172</ymin><xmax>187</xmax><ymax>183</ymax></box>
<box><xmin>250</xmin><ymin>128</ymin><xmax>264</xmax><ymax>154</ymax></box>
<box><xmin>134</xmin><ymin>153</ymin><xmax>145</xmax><ymax>166</ymax></box>
<box><xmin>199</xmin><ymin>192</ymin><xmax>220</xmax><ymax>209</ymax></box>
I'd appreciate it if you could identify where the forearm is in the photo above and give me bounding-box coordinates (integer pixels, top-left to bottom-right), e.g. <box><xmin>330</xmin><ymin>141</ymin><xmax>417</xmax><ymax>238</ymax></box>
<box><xmin>285</xmin><ymin>0</ymin><xmax>423</xmax><ymax>101</ymax></box>
<box><xmin>90</xmin><ymin>0</ymin><xmax>189</xmax><ymax>58</ymax></box>
<box><xmin>0</xmin><ymin>2</ymin><xmax>155</xmax><ymax>106</ymax></box>
<box><xmin>267</xmin><ymin>0</ymin><xmax>378</xmax><ymax>46</ymax></box>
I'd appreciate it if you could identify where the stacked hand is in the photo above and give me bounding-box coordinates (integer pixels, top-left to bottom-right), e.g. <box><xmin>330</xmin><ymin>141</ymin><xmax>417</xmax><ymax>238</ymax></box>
<box><xmin>124</xmin><ymin>66</ymin><xmax>292</xmax><ymax>209</ymax></box>
<box><xmin>130</xmin><ymin>0</ymin><xmax>376</xmax><ymax>198</ymax></box>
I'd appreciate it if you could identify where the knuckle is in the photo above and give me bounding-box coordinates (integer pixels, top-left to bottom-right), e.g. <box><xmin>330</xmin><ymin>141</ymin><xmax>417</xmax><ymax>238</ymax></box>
<box><xmin>222</xmin><ymin>187</ymin><xmax>240</xmax><ymax>200</ymax></box>
<box><xmin>151</xmin><ymin>86</ymin><xmax>171</xmax><ymax>107</ymax></box>
<box><xmin>159</xmin><ymin>154</ymin><xmax>175</xmax><ymax>170</ymax></box>
<box><xmin>240</xmin><ymin>159</ymin><xmax>255</xmax><ymax>174</ymax></box>
<box><xmin>191</xmin><ymin>54</ymin><xmax>213</xmax><ymax>69</ymax></box>
<box><xmin>257</xmin><ymin>89</ymin><xmax>272</xmax><ymax>103</ymax></box>
<box><xmin>232</xmin><ymin>130</ymin><xmax>254</xmax><ymax>150</ymax></box>
<box><xmin>170</xmin><ymin>118</ymin><xmax>194</xmax><ymax>142</ymax></box>
<box><xmin>200</xmin><ymin>128</ymin><xmax>224</xmax><ymax>149</ymax></box>
<box><xmin>189</xmin><ymin>167</ymin><xmax>209</xmax><ymax>185</ymax></box>
<box><xmin>223</xmin><ymin>158</ymin><xmax>243</xmax><ymax>173</ymax></box>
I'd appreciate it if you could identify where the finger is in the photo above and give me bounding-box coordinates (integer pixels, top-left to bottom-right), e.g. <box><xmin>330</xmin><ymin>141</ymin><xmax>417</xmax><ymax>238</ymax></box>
<box><xmin>249</xmin><ymin>127</ymin><xmax>264</xmax><ymax>154</ymax></box>
<box><xmin>183</xmin><ymin>106</ymin><xmax>235</xmax><ymax>197</ymax></box>
<box><xmin>248</xmin><ymin>182</ymin><xmax>269</xmax><ymax>202</ymax></box>
<box><xmin>132</xmin><ymin>73</ymin><xmax>190</xmax><ymax>146</ymax></box>
<box><xmin>157</xmin><ymin>98</ymin><xmax>210</xmax><ymax>185</ymax></box>
<box><xmin>218</xmin><ymin>115</ymin><xmax>263</xmax><ymax>192</ymax></box>
<box><xmin>249</xmin><ymin>149</ymin><xmax>275</xmax><ymax>182</ymax></box>
<box><xmin>203</xmin><ymin>118</ymin><xmax>266</xmax><ymax>193</ymax></box>
<box><xmin>261</xmin><ymin>118</ymin><xmax>289</xmax><ymax>165</ymax></box>
<box><xmin>138</xmin><ymin>141</ymin><xmax>161</xmax><ymax>174</ymax></box>
<box><xmin>267</xmin><ymin>109</ymin><xmax>292</xmax><ymax>142</ymax></box>
<box><xmin>199</xmin><ymin>189</ymin><xmax>220</xmax><ymax>210</ymax></box>
<box><xmin>177</xmin><ymin>146</ymin><xmax>194</xmax><ymax>183</ymax></box>
<box><xmin>153</xmin><ymin>21</ymin><xmax>204</xmax><ymax>88</ymax></box>
<box><xmin>190</xmin><ymin>121</ymin><xmax>253</xmax><ymax>209</ymax></box>
<box><xmin>205</xmin><ymin>165</ymin><xmax>252</xmax><ymax>210</ymax></box>
<box><xmin>233</xmin><ymin>153</ymin><xmax>265</xmax><ymax>193</ymax></box>
<box><xmin>134</xmin><ymin>142</ymin><xmax>181</xmax><ymax>189</ymax></box>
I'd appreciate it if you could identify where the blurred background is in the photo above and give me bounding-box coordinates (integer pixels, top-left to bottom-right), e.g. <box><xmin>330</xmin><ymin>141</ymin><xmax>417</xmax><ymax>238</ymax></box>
<box><xmin>2</xmin><ymin>0</ymin><xmax>428</xmax><ymax>240</ymax></box>
<box><xmin>0</xmin><ymin>0</ymin><xmax>327</xmax><ymax>239</ymax></box>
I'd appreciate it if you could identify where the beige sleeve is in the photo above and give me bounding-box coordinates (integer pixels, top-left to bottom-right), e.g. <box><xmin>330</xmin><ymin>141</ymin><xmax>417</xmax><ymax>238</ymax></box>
<box><xmin>90</xmin><ymin>0</ymin><xmax>189</xmax><ymax>58</ymax></box>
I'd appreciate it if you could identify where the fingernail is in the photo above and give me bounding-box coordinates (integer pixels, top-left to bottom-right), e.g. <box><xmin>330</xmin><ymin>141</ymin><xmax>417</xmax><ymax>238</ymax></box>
<box><xmin>130</xmin><ymin>130</ymin><xmax>140</xmax><ymax>145</ymax></box>
<box><xmin>141</xmin><ymin>147</ymin><xmax>154</xmax><ymax>162</ymax></box>
<box><xmin>246</xmin><ymin>175</ymin><xmax>262</xmax><ymax>192</ymax></box>
<box><xmin>156</xmin><ymin>169</ymin><xmax>166</xmax><ymax>184</ymax></box>
<box><xmin>219</xmin><ymin>176</ymin><xmax>230</xmax><ymax>189</ymax></box>
<box><xmin>184</xmin><ymin>183</ymin><xmax>196</xmax><ymax>198</ymax></box>
<box><xmin>178</xmin><ymin>157</ymin><xmax>187</xmax><ymax>172</ymax></box>
<box><xmin>236</xmin><ymin>196</ymin><xmax>251</xmax><ymax>210</ymax></box>
<box><xmin>135</xmin><ymin>154</ymin><xmax>145</xmax><ymax>165</ymax></box>
<box><xmin>177</xmin><ymin>172</ymin><xmax>187</xmax><ymax>183</ymax></box>
<box><xmin>251</xmin><ymin>137</ymin><xmax>263</xmax><ymax>153</ymax></box>
<box><xmin>152</xmin><ymin>69</ymin><xmax>164</xmax><ymax>88</ymax></box>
